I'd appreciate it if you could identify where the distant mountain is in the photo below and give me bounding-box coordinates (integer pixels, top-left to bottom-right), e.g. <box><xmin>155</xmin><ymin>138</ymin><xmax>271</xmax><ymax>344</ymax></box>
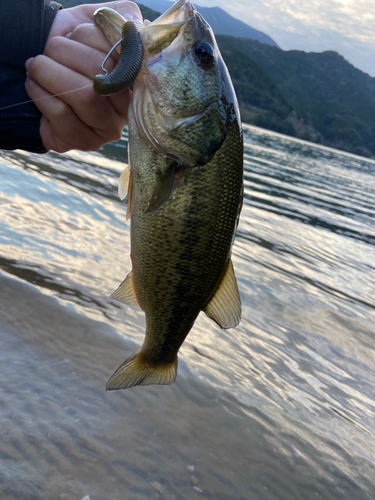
<box><xmin>218</xmin><ymin>36</ymin><xmax>375</xmax><ymax>157</ymax></box>
<box><xmin>60</xmin><ymin>0</ymin><xmax>277</xmax><ymax>46</ymax></box>
<box><xmin>137</xmin><ymin>0</ymin><xmax>278</xmax><ymax>46</ymax></box>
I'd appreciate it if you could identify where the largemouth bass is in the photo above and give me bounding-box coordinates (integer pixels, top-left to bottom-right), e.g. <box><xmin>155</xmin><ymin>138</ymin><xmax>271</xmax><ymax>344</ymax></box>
<box><xmin>94</xmin><ymin>0</ymin><xmax>243</xmax><ymax>390</ymax></box>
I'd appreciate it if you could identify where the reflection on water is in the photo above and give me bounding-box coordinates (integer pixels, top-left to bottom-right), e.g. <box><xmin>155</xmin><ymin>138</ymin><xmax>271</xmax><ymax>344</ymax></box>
<box><xmin>0</xmin><ymin>124</ymin><xmax>374</xmax><ymax>499</ymax></box>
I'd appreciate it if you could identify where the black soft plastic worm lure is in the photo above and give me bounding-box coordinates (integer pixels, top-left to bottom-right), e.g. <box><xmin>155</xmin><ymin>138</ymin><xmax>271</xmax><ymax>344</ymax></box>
<box><xmin>93</xmin><ymin>21</ymin><xmax>144</xmax><ymax>96</ymax></box>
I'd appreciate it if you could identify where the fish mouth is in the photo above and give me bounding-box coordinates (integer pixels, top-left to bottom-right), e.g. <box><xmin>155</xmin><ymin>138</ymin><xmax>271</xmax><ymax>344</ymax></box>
<box><xmin>151</xmin><ymin>0</ymin><xmax>196</xmax><ymax>26</ymax></box>
<box><xmin>140</xmin><ymin>0</ymin><xmax>204</xmax><ymax>55</ymax></box>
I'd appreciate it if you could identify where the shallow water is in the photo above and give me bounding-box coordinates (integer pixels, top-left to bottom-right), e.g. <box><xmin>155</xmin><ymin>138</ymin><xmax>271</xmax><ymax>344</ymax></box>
<box><xmin>0</xmin><ymin>124</ymin><xmax>374</xmax><ymax>500</ymax></box>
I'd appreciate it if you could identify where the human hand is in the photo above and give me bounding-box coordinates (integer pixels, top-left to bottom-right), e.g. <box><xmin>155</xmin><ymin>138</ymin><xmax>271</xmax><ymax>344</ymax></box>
<box><xmin>25</xmin><ymin>1</ymin><xmax>142</xmax><ymax>152</ymax></box>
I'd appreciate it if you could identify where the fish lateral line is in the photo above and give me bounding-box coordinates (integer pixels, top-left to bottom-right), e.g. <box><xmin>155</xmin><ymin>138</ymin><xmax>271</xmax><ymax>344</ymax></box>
<box><xmin>0</xmin><ymin>83</ymin><xmax>94</xmax><ymax>112</ymax></box>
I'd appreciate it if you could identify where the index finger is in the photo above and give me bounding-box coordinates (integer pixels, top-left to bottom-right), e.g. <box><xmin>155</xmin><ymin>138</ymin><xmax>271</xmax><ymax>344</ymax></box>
<box><xmin>49</xmin><ymin>1</ymin><xmax>143</xmax><ymax>38</ymax></box>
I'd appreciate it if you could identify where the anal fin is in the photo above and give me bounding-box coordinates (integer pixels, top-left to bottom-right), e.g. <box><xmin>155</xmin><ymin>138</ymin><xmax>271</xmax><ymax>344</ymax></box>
<box><xmin>110</xmin><ymin>271</ymin><xmax>140</xmax><ymax>306</ymax></box>
<box><xmin>204</xmin><ymin>259</ymin><xmax>241</xmax><ymax>329</ymax></box>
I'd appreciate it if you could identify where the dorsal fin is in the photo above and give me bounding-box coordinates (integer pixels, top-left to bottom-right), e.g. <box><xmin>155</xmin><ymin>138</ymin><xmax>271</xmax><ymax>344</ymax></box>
<box><xmin>203</xmin><ymin>259</ymin><xmax>241</xmax><ymax>329</ymax></box>
<box><xmin>110</xmin><ymin>271</ymin><xmax>140</xmax><ymax>306</ymax></box>
<box><xmin>118</xmin><ymin>166</ymin><xmax>133</xmax><ymax>220</ymax></box>
<box><xmin>118</xmin><ymin>166</ymin><xmax>130</xmax><ymax>200</ymax></box>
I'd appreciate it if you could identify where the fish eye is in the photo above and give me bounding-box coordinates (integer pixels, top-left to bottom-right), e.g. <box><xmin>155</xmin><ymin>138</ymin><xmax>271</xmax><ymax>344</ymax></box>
<box><xmin>194</xmin><ymin>41</ymin><xmax>214</xmax><ymax>65</ymax></box>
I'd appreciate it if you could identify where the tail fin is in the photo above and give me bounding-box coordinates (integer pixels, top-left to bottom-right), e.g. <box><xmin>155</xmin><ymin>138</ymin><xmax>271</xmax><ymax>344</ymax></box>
<box><xmin>106</xmin><ymin>352</ymin><xmax>178</xmax><ymax>391</ymax></box>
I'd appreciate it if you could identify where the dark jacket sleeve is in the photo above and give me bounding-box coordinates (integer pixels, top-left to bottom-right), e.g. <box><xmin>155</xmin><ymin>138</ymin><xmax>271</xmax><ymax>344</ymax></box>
<box><xmin>0</xmin><ymin>0</ymin><xmax>62</xmax><ymax>153</ymax></box>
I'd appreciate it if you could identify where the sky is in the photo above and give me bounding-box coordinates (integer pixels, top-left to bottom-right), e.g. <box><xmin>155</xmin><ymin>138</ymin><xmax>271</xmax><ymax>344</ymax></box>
<box><xmin>192</xmin><ymin>0</ymin><xmax>375</xmax><ymax>77</ymax></box>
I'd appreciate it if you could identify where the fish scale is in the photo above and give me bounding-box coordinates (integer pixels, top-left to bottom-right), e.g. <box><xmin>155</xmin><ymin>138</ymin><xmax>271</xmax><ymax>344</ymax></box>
<box><xmin>127</xmin><ymin>117</ymin><xmax>242</xmax><ymax>376</ymax></box>
<box><xmin>95</xmin><ymin>0</ymin><xmax>243</xmax><ymax>389</ymax></box>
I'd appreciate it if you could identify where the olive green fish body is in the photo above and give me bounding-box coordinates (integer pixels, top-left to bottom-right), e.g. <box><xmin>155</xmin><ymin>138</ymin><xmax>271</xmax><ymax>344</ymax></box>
<box><xmin>96</xmin><ymin>0</ymin><xmax>244</xmax><ymax>390</ymax></box>
<box><xmin>129</xmin><ymin>113</ymin><xmax>243</xmax><ymax>366</ymax></box>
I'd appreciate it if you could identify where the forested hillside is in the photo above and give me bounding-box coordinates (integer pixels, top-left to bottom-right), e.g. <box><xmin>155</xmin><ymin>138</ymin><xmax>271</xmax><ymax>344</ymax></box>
<box><xmin>218</xmin><ymin>36</ymin><xmax>375</xmax><ymax>157</ymax></box>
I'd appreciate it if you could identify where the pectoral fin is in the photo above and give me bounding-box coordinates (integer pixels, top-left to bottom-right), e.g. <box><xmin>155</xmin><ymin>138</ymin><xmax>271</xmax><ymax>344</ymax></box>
<box><xmin>110</xmin><ymin>271</ymin><xmax>140</xmax><ymax>306</ymax></box>
<box><xmin>145</xmin><ymin>162</ymin><xmax>180</xmax><ymax>213</ymax></box>
<box><xmin>204</xmin><ymin>259</ymin><xmax>241</xmax><ymax>329</ymax></box>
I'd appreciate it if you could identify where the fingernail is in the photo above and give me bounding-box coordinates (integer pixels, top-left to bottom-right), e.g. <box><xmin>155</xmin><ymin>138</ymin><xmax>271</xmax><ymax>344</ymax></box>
<box><xmin>25</xmin><ymin>74</ymin><xmax>30</xmax><ymax>85</ymax></box>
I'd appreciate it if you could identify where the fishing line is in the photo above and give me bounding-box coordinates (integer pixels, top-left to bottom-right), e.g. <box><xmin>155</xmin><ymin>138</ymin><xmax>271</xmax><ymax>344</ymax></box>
<box><xmin>0</xmin><ymin>83</ymin><xmax>93</xmax><ymax>112</ymax></box>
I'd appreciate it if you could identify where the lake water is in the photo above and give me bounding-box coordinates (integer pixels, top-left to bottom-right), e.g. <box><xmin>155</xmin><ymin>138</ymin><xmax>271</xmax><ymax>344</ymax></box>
<box><xmin>0</xmin><ymin>124</ymin><xmax>374</xmax><ymax>500</ymax></box>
